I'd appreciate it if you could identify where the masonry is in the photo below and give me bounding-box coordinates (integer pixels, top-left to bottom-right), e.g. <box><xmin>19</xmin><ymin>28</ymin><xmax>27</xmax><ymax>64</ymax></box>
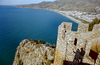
<box><xmin>54</xmin><ymin>22</ymin><xmax>100</xmax><ymax>65</ymax></box>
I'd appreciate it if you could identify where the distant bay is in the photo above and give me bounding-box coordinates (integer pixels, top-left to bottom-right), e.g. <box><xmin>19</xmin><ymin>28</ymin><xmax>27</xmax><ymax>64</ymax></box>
<box><xmin>0</xmin><ymin>5</ymin><xmax>78</xmax><ymax>65</ymax></box>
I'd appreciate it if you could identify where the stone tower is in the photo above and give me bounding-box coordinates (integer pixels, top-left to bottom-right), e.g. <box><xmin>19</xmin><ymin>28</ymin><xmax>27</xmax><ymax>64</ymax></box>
<box><xmin>54</xmin><ymin>22</ymin><xmax>100</xmax><ymax>65</ymax></box>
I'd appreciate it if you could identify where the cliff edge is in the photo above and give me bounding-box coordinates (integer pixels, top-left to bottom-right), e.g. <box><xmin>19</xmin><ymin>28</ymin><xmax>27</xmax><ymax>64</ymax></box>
<box><xmin>13</xmin><ymin>39</ymin><xmax>55</xmax><ymax>65</ymax></box>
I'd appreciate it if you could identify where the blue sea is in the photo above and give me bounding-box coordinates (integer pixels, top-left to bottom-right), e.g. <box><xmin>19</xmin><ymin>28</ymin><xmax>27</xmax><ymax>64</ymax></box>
<box><xmin>0</xmin><ymin>5</ymin><xmax>78</xmax><ymax>65</ymax></box>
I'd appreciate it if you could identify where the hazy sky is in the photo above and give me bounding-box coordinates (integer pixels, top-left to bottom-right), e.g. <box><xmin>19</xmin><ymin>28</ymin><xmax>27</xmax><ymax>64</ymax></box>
<box><xmin>0</xmin><ymin>0</ymin><xmax>56</xmax><ymax>5</ymax></box>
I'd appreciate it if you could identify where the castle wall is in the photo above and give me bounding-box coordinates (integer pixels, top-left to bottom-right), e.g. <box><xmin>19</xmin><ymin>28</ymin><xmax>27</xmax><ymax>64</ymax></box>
<box><xmin>54</xmin><ymin>22</ymin><xmax>100</xmax><ymax>65</ymax></box>
<box><xmin>92</xmin><ymin>24</ymin><xmax>100</xmax><ymax>31</ymax></box>
<box><xmin>78</xmin><ymin>23</ymin><xmax>89</xmax><ymax>33</ymax></box>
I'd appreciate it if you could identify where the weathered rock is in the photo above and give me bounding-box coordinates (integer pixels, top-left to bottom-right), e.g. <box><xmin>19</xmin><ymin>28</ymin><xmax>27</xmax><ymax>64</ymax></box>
<box><xmin>13</xmin><ymin>39</ymin><xmax>55</xmax><ymax>65</ymax></box>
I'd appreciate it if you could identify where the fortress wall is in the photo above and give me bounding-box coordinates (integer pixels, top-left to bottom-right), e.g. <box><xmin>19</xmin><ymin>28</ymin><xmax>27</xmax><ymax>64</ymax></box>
<box><xmin>56</xmin><ymin>25</ymin><xmax>66</xmax><ymax>54</ymax></box>
<box><xmin>91</xmin><ymin>38</ymin><xmax>100</xmax><ymax>54</ymax></box>
<box><xmin>61</xmin><ymin>22</ymin><xmax>72</xmax><ymax>31</ymax></box>
<box><xmin>83</xmin><ymin>41</ymin><xmax>94</xmax><ymax>64</ymax></box>
<box><xmin>76</xmin><ymin>38</ymin><xmax>94</xmax><ymax>64</ymax></box>
<box><xmin>76</xmin><ymin>38</ymin><xmax>87</xmax><ymax>50</ymax></box>
<box><xmin>54</xmin><ymin>22</ymin><xmax>69</xmax><ymax>65</ymax></box>
<box><xmin>86</xmin><ymin>30</ymin><xmax>100</xmax><ymax>41</ymax></box>
<box><xmin>65</xmin><ymin>35</ymin><xmax>76</xmax><ymax>61</ymax></box>
<box><xmin>92</xmin><ymin>24</ymin><xmax>100</xmax><ymax>31</ymax></box>
<box><xmin>78</xmin><ymin>23</ymin><xmax>89</xmax><ymax>33</ymax></box>
<box><xmin>56</xmin><ymin>22</ymin><xmax>72</xmax><ymax>54</ymax></box>
<box><xmin>54</xmin><ymin>22</ymin><xmax>100</xmax><ymax>65</ymax></box>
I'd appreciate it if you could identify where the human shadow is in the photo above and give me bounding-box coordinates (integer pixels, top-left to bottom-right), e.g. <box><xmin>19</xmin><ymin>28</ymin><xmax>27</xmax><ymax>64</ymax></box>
<box><xmin>63</xmin><ymin>60</ymin><xmax>92</xmax><ymax>65</ymax></box>
<box><xmin>63</xmin><ymin>48</ymin><xmax>93</xmax><ymax>65</ymax></box>
<box><xmin>80</xmin><ymin>48</ymin><xmax>85</xmax><ymax>63</ymax></box>
<box><xmin>73</xmin><ymin>48</ymin><xmax>85</xmax><ymax>64</ymax></box>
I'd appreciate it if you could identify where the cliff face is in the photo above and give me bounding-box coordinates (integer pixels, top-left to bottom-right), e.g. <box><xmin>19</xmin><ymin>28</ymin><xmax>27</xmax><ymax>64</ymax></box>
<box><xmin>13</xmin><ymin>39</ymin><xmax>55</xmax><ymax>65</ymax></box>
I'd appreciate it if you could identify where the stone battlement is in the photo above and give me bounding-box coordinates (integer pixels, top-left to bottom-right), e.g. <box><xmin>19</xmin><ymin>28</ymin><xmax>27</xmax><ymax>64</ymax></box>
<box><xmin>60</xmin><ymin>22</ymin><xmax>100</xmax><ymax>32</ymax></box>
<box><xmin>54</xmin><ymin>22</ymin><xmax>100</xmax><ymax>65</ymax></box>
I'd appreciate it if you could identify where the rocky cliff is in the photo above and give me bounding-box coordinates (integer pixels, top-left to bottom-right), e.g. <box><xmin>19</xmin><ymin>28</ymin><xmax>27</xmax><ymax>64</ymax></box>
<box><xmin>13</xmin><ymin>39</ymin><xmax>55</xmax><ymax>65</ymax></box>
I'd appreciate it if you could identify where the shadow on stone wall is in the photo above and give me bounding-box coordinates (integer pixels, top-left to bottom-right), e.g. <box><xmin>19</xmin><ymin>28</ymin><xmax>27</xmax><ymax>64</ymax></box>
<box><xmin>63</xmin><ymin>48</ymin><xmax>89</xmax><ymax>65</ymax></box>
<box><xmin>73</xmin><ymin>48</ymin><xmax>85</xmax><ymax>63</ymax></box>
<box><xmin>63</xmin><ymin>60</ymin><xmax>92</xmax><ymax>65</ymax></box>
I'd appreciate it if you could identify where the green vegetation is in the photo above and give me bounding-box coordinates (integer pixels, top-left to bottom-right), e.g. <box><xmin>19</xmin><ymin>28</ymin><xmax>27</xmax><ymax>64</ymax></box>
<box><xmin>46</xmin><ymin>59</ymin><xmax>54</xmax><ymax>65</ymax></box>
<box><xmin>46</xmin><ymin>42</ymin><xmax>56</xmax><ymax>48</ymax></box>
<box><xmin>19</xmin><ymin>60</ymin><xmax>23</xmax><ymax>65</ymax></box>
<box><xmin>26</xmin><ymin>51</ymin><xmax>29</xmax><ymax>54</ymax></box>
<box><xmin>17</xmin><ymin>53</ymin><xmax>20</xmax><ymax>58</ymax></box>
<box><xmin>82</xmin><ymin>20</ymin><xmax>89</xmax><ymax>24</ymax></box>
<box><xmin>46</xmin><ymin>42</ymin><xmax>51</xmax><ymax>46</ymax></box>
<box><xmin>43</xmin><ymin>49</ymin><xmax>54</xmax><ymax>65</ymax></box>
<box><xmin>46</xmin><ymin>60</ymin><xmax>51</xmax><ymax>65</ymax></box>
<box><xmin>30</xmin><ymin>39</ymin><xmax>34</xmax><ymax>41</ymax></box>
<box><xmin>88</xmin><ymin>18</ymin><xmax>100</xmax><ymax>31</ymax></box>
<box><xmin>70</xmin><ymin>16</ymin><xmax>100</xmax><ymax>31</ymax></box>
<box><xmin>38</xmin><ymin>40</ymin><xmax>45</xmax><ymax>44</ymax></box>
<box><xmin>53</xmin><ymin>44</ymin><xmax>56</xmax><ymax>47</ymax></box>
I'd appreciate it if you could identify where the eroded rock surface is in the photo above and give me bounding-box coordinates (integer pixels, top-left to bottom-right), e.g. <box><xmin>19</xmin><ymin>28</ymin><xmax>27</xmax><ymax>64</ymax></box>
<box><xmin>13</xmin><ymin>39</ymin><xmax>55</xmax><ymax>65</ymax></box>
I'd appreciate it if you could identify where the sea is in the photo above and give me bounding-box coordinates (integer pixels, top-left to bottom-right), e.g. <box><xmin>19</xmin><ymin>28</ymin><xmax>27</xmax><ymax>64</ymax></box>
<box><xmin>0</xmin><ymin>5</ymin><xmax>78</xmax><ymax>65</ymax></box>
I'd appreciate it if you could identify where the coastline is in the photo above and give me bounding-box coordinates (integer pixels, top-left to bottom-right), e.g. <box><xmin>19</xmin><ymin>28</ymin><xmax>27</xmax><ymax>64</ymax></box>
<box><xmin>16</xmin><ymin>6</ymin><xmax>82</xmax><ymax>24</ymax></box>
<box><xmin>52</xmin><ymin>10</ymin><xmax>82</xmax><ymax>24</ymax></box>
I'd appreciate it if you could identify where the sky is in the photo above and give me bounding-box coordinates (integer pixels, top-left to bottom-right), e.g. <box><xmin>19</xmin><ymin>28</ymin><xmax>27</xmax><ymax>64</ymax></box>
<box><xmin>0</xmin><ymin>0</ymin><xmax>56</xmax><ymax>5</ymax></box>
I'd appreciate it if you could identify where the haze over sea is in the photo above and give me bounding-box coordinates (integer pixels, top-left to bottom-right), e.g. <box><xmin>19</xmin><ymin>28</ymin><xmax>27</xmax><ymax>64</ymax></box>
<box><xmin>0</xmin><ymin>5</ymin><xmax>78</xmax><ymax>65</ymax></box>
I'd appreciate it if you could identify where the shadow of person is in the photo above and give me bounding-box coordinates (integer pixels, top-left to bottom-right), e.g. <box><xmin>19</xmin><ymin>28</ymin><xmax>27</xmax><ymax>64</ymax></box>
<box><xmin>73</xmin><ymin>49</ymin><xmax>80</xmax><ymax>63</ymax></box>
<box><xmin>73</xmin><ymin>48</ymin><xmax>85</xmax><ymax>65</ymax></box>
<box><xmin>80</xmin><ymin>48</ymin><xmax>85</xmax><ymax>63</ymax></box>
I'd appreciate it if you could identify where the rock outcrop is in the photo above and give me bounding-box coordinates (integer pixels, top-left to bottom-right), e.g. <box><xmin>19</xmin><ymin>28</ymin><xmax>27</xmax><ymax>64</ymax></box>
<box><xmin>13</xmin><ymin>39</ymin><xmax>55</xmax><ymax>65</ymax></box>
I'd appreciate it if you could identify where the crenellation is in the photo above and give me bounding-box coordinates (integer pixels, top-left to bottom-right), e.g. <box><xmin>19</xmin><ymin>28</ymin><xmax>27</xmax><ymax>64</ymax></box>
<box><xmin>78</xmin><ymin>23</ymin><xmax>89</xmax><ymax>33</ymax></box>
<box><xmin>54</xmin><ymin>22</ymin><xmax>100</xmax><ymax>65</ymax></box>
<box><xmin>61</xmin><ymin>22</ymin><xmax>72</xmax><ymax>31</ymax></box>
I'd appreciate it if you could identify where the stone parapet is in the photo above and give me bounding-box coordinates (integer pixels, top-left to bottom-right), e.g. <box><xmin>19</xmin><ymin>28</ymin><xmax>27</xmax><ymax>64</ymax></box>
<box><xmin>54</xmin><ymin>22</ymin><xmax>100</xmax><ymax>65</ymax></box>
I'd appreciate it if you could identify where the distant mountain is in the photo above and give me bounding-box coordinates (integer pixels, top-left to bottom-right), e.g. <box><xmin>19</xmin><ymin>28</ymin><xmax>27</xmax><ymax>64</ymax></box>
<box><xmin>17</xmin><ymin>0</ymin><xmax>100</xmax><ymax>13</ymax></box>
<box><xmin>57</xmin><ymin>0</ymin><xmax>100</xmax><ymax>3</ymax></box>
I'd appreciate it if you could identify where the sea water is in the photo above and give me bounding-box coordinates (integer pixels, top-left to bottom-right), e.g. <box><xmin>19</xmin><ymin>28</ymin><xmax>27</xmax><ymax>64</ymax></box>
<box><xmin>0</xmin><ymin>5</ymin><xmax>78</xmax><ymax>65</ymax></box>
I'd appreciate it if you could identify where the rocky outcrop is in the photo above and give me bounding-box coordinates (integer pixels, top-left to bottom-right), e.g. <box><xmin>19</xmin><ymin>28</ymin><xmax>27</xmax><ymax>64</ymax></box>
<box><xmin>13</xmin><ymin>39</ymin><xmax>55</xmax><ymax>65</ymax></box>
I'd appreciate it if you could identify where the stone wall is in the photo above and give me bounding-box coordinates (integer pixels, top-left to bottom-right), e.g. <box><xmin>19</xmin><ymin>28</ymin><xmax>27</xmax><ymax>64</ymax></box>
<box><xmin>78</xmin><ymin>23</ymin><xmax>89</xmax><ymax>33</ymax></box>
<box><xmin>92</xmin><ymin>24</ymin><xmax>100</xmax><ymax>32</ymax></box>
<box><xmin>54</xmin><ymin>22</ymin><xmax>100</xmax><ymax>65</ymax></box>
